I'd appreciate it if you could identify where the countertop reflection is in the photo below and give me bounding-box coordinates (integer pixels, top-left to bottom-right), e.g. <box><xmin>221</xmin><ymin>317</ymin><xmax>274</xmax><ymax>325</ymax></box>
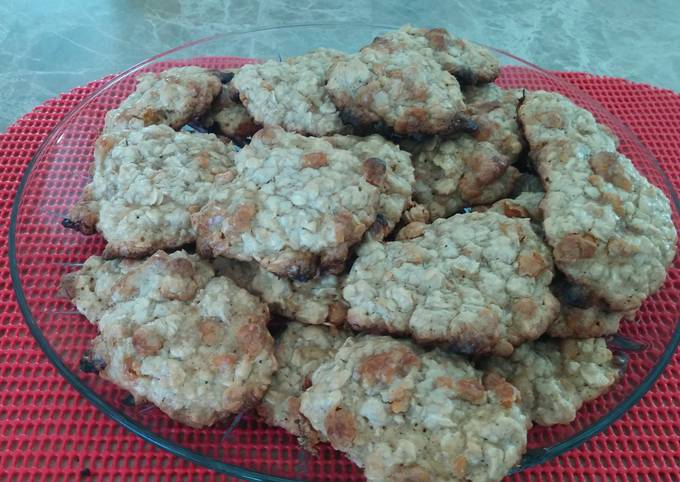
<box><xmin>1</xmin><ymin>0</ymin><xmax>679</xmax><ymax>131</ymax></box>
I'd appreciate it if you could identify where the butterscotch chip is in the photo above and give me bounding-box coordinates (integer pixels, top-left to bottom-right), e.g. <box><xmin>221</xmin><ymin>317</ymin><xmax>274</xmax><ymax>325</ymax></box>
<box><xmin>482</xmin><ymin>191</ymin><xmax>545</xmax><ymax>224</ymax></box>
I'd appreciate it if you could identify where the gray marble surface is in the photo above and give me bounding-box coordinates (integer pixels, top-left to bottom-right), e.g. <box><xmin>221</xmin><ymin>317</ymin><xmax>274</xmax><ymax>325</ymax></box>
<box><xmin>1</xmin><ymin>0</ymin><xmax>679</xmax><ymax>132</ymax></box>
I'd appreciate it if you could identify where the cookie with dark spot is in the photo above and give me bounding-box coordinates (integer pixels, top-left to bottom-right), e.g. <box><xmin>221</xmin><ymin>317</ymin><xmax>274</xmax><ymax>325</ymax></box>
<box><xmin>67</xmin><ymin>250</ymin><xmax>276</xmax><ymax>428</ymax></box>
<box><xmin>519</xmin><ymin>90</ymin><xmax>677</xmax><ymax>311</ymax></box>
<box><xmin>343</xmin><ymin>212</ymin><xmax>559</xmax><ymax>356</ymax></box>
<box><xmin>214</xmin><ymin>258</ymin><xmax>348</xmax><ymax>327</ymax></box>
<box><xmin>104</xmin><ymin>66</ymin><xmax>222</xmax><ymax>132</ymax></box>
<box><xmin>193</xmin><ymin>127</ymin><xmax>386</xmax><ymax>279</ymax></box>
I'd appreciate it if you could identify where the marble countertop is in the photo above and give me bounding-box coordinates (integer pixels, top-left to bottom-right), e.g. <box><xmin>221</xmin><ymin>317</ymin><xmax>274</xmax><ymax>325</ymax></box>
<box><xmin>1</xmin><ymin>0</ymin><xmax>679</xmax><ymax>132</ymax></box>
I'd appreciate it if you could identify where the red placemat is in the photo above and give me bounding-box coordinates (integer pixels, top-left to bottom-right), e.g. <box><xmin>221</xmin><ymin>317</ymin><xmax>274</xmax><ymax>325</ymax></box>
<box><xmin>2</xmin><ymin>68</ymin><xmax>680</xmax><ymax>482</ymax></box>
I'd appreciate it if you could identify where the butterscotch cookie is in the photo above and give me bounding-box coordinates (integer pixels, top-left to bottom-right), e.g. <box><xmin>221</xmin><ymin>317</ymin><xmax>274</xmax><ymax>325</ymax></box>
<box><xmin>519</xmin><ymin>91</ymin><xmax>677</xmax><ymax>311</ymax></box>
<box><xmin>300</xmin><ymin>336</ymin><xmax>529</xmax><ymax>482</ymax></box>
<box><xmin>104</xmin><ymin>66</ymin><xmax>222</xmax><ymax>132</ymax></box>
<box><xmin>344</xmin><ymin>212</ymin><xmax>559</xmax><ymax>356</ymax></box>
<box><xmin>484</xmin><ymin>337</ymin><xmax>620</xmax><ymax>426</ymax></box>
<box><xmin>65</xmin><ymin>125</ymin><xmax>236</xmax><ymax>258</ymax></box>
<box><xmin>256</xmin><ymin>322</ymin><xmax>350</xmax><ymax>450</ymax></box>
<box><xmin>72</xmin><ymin>251</ymin><xmax>276</xmax><ymax>428</ymax></box>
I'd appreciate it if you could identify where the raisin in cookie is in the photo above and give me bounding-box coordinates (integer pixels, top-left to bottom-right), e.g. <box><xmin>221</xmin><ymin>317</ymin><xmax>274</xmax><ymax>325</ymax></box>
<box><xmin>324</xmin><ymin>134</ymin><xmax>415</xmax><ymax>239</ymax></box>
<box><xmin>214</xmin><ymin>258</ymin><xmax>347</xmax><ymax>326</ymax></box>
<box><xmin>547</xmin><ymin>275</ymin><xmax>631</xmax><ymax>338</ymax></box>
<box><xmin>200</xmin><ymin>85</ymin><xmax>260</xmax><ymax>141</ymax></box>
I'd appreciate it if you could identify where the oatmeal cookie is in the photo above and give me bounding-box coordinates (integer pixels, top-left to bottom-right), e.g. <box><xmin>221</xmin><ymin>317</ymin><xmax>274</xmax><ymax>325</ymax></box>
<box><xmin>327</xmin><ymin>28</ymin><xmax>471</xmax><ymax>136</ymax></box>
<box><xmin>547</xmin><ymin>275</ymin><xmax>630</xmax><ymax>338</ymax></box>
<box><xmin>300</xmin><ymin>336</ymin><xmax>529</xmax><ymax>482</ymax></box>
<box><xmin>412</xmin><ymin>26</ymin><xmax>500</xmax><ymax>85</ymax></box>
<box><xmin>78</xmin><ymin>250</ymin><xmax>276</xmax><ymax>428</ymax></box>
<box><xmin>104</xmin><ymin>66</ymin><xmax>222</xmax><ymax>132</ymax></box>
<box><xmin>413</xmin><ymin>136</ymin><xmax>520</xmax><ymax>219</ymax></box>
<box><xmin>324</xmin><ymin>134</ymin><xmax>415</xmax><ymax>238</ymax></box>
<box><xmin>214</xmin><ymin>258</ymin><xmax>347</xmax><ymax>326</ymax></box>
<box><xmin>484</xmin><ymin>337</ymin><xmax>620</xmax><ymax>426</ymax></box>
<box><xmin>65</xmin><ymin>125</ymin><xmax>236</xmax><ymax>258</ymax></box>
<box><xmin>256</xmin><ymin>322</ymin><xmax>350</xmax><ymax>449</ymax></box>
<box><xmin>232</xmin><ymin>49</ymin><xmax>346</xmax><ymax>136</ymax></box>
<box><xmin>463</xmin><ymin>84</ymin><xmax>525</xmax><ymax>159</ymax></box>
<box><xmin>343</xmin><ymin>212</ymin><xmax>559</xmax><ymax>356</ymax></box>
<box><xmin>200</xmin><ymin>87</ymin><xmax>260</xmax><ymax>141</ymax></box>
<box><xmin>519</xmin><ymin>91</ymin><xmax>677</xmax><ymax>310</ymax></box>
<box><xmin>61</xmin><ymin>256</ymin><xmax>135</xmax><ymax>324</ymax></box>
<box><xmin>193</xmin><ymin>127</ymin><xmax>388</xmax><ymax>280</ymax></box>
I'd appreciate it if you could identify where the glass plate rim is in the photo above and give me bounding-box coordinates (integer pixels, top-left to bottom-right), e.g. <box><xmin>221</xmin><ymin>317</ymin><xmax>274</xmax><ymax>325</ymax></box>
<box><xmin>8</xmin><ymin>22</ymin><xmax>680</xmax><ymax>480</ymax></box>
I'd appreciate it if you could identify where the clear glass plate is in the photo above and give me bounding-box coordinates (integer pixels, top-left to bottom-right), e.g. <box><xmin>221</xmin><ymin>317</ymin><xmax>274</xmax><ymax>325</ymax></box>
<box><xmin>9</xmin><ymin>24</ymin><xmax>680</xmax><ymax>481</ymax></box>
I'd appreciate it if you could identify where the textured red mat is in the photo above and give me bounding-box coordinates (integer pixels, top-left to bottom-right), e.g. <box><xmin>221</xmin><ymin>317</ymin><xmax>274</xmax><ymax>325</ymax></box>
<box><xmin>2</xmin><ymin>67</ymin><xmax>680</xmax><ymax>482</ymax></box>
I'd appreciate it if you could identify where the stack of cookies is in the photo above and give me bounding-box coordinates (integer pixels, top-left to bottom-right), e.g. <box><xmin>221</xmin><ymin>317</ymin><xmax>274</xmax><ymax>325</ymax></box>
<box><xmin>61</xmin><ymin>26</ymin><xmax>677</xmax><ymax>482</ymax></box>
